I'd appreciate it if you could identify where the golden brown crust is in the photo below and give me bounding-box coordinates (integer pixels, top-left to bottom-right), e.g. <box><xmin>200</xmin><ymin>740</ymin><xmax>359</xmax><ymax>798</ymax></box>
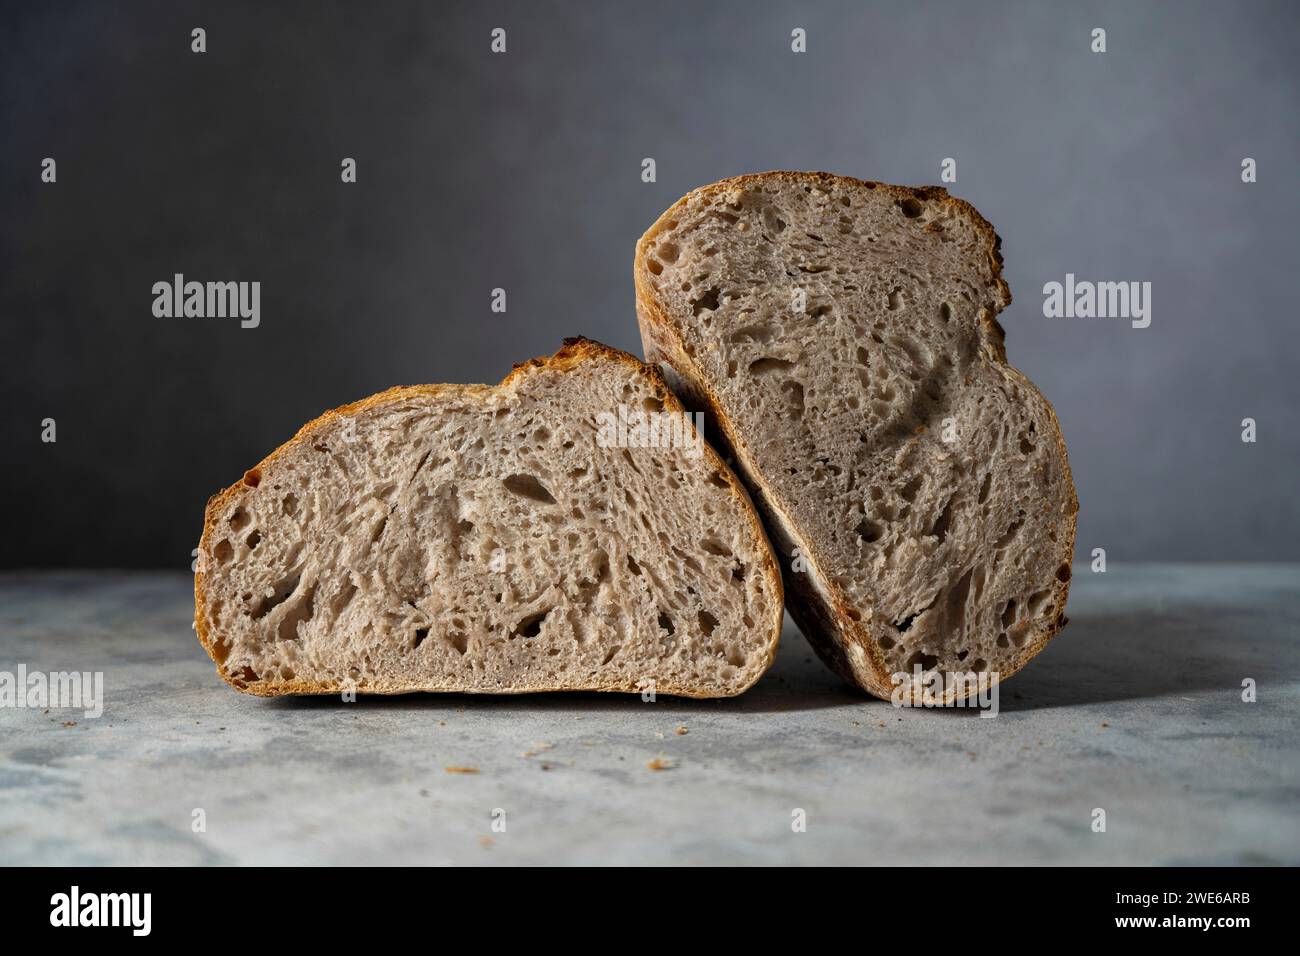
<box><xmin>634</xmin><ymin>171</ymin><xmax>1078</xmax><ymax>702</ymax></box>
<box><xmin>194</xmin><ymin>336</ymin><xmax>784</xmax><ymax>699</ymax></box>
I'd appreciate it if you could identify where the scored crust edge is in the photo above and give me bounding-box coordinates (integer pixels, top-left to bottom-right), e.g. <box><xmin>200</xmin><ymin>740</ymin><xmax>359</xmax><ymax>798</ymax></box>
<box><xmin>193</xmin><ymin>336</ymin><xmax>785</xmax><ymax>699</ymax></box>
<box><xmin>633</xmin><ymin>171</ymin><xmax>1079</xmax><ymax>702</ymax></box>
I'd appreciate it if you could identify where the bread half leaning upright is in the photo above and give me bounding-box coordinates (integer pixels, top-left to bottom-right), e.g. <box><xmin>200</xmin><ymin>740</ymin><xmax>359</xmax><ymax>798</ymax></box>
<box><xmin>635</xmin><ymin>172</ymin><xmax>1078</xmax><ymax>701</ymax></box>
<box><xmin>194</xmin><ymin>338</ymin><xmax>783</xmax><ymax>697</ymax></box>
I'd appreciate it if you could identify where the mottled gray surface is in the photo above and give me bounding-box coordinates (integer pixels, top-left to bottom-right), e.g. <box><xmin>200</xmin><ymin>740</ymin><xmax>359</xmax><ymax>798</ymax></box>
<box><xmin>1</xmin><ymin>565</ymin><xmax>1296</xmax><ymax>865</ymax></box>
<box><xmin>3</xmin><ymin>1</ymin><xmax>1299</xmax><ymax>567</ymax></box>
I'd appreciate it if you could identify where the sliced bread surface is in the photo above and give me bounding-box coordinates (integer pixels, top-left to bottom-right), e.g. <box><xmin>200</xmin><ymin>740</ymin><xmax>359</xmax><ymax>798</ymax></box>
<box><xmin>194</xmin><ymin>337</ymin><xmax>783</xmax><ymax>698</ymax></box>
<box><xmin>635</xmin><ymin>172</ymin><xmax>1078</xmax><ymax>701</ymax></box>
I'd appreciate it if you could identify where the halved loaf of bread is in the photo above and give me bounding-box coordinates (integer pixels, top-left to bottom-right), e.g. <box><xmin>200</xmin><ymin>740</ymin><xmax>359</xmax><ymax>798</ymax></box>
<box><xmin>194</xmin><ymin>338</ymin><xmax>783</xmax><ymax>697</ymax></box>
<box><xmin>635</xmin><ymin>172</ymin><xmax>1078</xmax><ymax>701</ymax></box>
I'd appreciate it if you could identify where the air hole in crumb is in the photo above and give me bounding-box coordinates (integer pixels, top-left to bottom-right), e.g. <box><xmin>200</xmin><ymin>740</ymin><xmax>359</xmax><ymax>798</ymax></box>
<box><xmin>1026</xmin><ymin>590</ymin><xmax>1052</xmax><ymax>616</ymax></box>
<box><xmin>996</xmin><ymin>633</ymin><xmax>1009</xmax><ymax>648</ymax></box>
<box><xmin>691</xmin><ymin>287</ymin><xmax>721</xmax><ymax>316</ymax></box>
<box><xmin>282</xmin><ymin>494</ymin><xmax>298</xmax><ymax>516</ymax></box>
<box><xmin>229</xmin><ymin>665</ymin><xmax>260</xmax><ymax>686</ymax></box>
<box><xmin>701</xmin><ymin>538</ymin><xmax>731</xmax><ymax>557</ymax></box>
<box><xmin>939</xmin><ymin>302</ymin><xmax>952</xmax><ymax>322</ymax></box>
<box><xmin>748</xmin><ymin>356</ymin><xmax>794</xmax><ymax>376</ymax></box>
<box><xmin>1056</xmin><ymin>563</ymin><xmax>1072</xmax><ymax>582</ymax></box>
<box><xmin>657</xmin><ymin>612</ymin><xmax>675</xmax><ymax>635</ymax></box>
<box><xmin>898</xmin><ymin>197</ymin><xmax>923</xmax><ymax>218</ymax></box>
<box><xmin>413</xmin><ymin>628</ymin><xmax>429</xmax><ymax>649</ymax></box>
<box><xmin>856</xmin><ymin>518</ymin><xmax>883</xmax><ymax>543</ymax></box>
<box><xmin>331</xmin><ymin>582</ymin><xmax>357</xmax><ymax>616</ymax></box>
<box><xmin>245</xmin><ymin>529</ymin><xmax>262</xmax><ymax>550</ymax></box>
<box><xmin>928</xmin><ymin>499</ymin><xmax>955</xmax><ymax>544</ymax></box>
<box><xmin>657</xmin><ymin>242</ymin><xmax>679</xmax><ymax>263</ymax></box>
<box><xmin>996</xmin><ymin>519</ymin><xmax>1025</xmax><ymax>550</ymax></box>
<box><xmin>905</xmin><ymin>651</ymin><xmax>939</xmax><ymax>671</ymax></box>
<box><xmin>643</xmin><ymin>395</ymin><xmax>664</xmax><ymax>413</ymax></box>
<box><xmin>252</xmin><ymin>575</ymin><xmax>300</xmax><ymax>620</ymax></box>
<box><xmin>275</xmin><ymin>583</ymin><xmax>315</xmax><ymax>642</ymax></box>
<box><xmin>502</xmin><ymin>473</ymin><xmax>557</xmax><ymax>505</ymax></box>
<box><xmin>512</xmin><ymin>609</ymin><xmax>550</xmax><ymax>640</ymax></box>
<box><xmin>242</xmin><ymin>469</ymin><xmax>261</xmax><ymax>488</ymax></box>
<box><xmin>977</xmin><ymin>472</ymin><xmax>993</xmax><ymax>505</ymax></box>
<box><xmin>971</xmin><ymin>658</ymin><xmax>989</xmax><ymax>673</ymax></box>
<box><xmin>214</xmin><ymin>539</ymin><xmax>234</xmax><ymax>564</ymax></box>
<box><xmin>698</xmin><ymin>610</ymin><xmax>718</xmax><ymax>636</ymax></box>
<box><xmin>646</xmin><ymin>259</ymin><xmax>662</xmax><ymax>275</ymax></box>
<box><xmin>229</xmin><ymin>507</ymin><xmax>251</xmax><ymax>532</ymax></box>
<box><xmin>887</xmin><ymin>289</ymin><xmax>904</xmax><ymax>311</ymax></box>
<box><xmin>626</xmin><ymin>554</ymin><xmax>642</xmax><ymax>576</ymax></box>
<box><xmin>1001</xmin><ymin>599</ymin><xmax>1017</xmax><ymax>628</ymax></box>
<box><xmin>210</xmin><ymin>633</ymin><xmax>231</xmax><ymax>663</ymax></box>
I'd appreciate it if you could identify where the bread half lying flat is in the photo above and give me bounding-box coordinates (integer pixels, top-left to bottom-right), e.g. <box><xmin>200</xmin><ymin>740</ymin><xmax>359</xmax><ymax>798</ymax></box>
<box><xmin>194</xmin><ymin>338</ymin><xmax>783</xmax><ymax>697</ymax></box>
<box><xmin>635</xmin><ymin>172</ymin><xmax>1078</xmax><ymax>701</ymax></box>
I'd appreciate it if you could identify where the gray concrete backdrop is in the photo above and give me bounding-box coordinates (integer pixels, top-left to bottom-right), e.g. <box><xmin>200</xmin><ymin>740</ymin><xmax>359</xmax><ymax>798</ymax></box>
<box><xmin>2</xmin><ymin>564</ymin><xmax>1297</xmax><ymax>865</ymax></box>
<box><xmin>2</xmin><ymin>0</ymin><xmax>1298</xmax><ymax>566</ymax></box>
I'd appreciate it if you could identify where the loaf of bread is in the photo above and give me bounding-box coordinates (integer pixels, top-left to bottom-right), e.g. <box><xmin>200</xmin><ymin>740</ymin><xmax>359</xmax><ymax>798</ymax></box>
<box><xmin>635</xmin><ymin>172</ymin><xmax>1078</xmax><ymax>701</ymax></box>
<box><xmin>194</xmin><ymin>338</ymin><xmax>783</xmax><ymax>697</ymax></box>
